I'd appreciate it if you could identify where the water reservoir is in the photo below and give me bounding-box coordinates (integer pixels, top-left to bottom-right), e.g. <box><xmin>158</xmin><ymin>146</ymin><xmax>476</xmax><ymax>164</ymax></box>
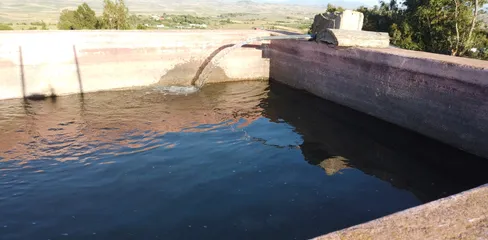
<box><xmin>1</xmin><ymin>81</ymin><xmax>487</xmax><ymax>240</ymax></box>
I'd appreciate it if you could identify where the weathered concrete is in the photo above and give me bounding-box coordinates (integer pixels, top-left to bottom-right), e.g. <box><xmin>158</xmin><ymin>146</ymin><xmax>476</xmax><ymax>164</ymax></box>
<box><xmin>311</xmin><ymin>10</ymin><xmax>364</xmax><ymax>32</ymax></box>
<box><xmin>318</xmin><ymin>29</ymin><xmax>390</xmax><ymax>48</ymax></box>
<box><xmin>267</xmin><ymin>40</ymin><xmax>488</xmax><ymax>160</ymax></box>
<box><xmin>0</xmin><ymin>30</ymin><xmax>270</xmax><ymax>100</ymax></box>
<box><xmin>315</xmin><ymin>184</ymin><xmax>488</xmax><ymax>240</ymax></box>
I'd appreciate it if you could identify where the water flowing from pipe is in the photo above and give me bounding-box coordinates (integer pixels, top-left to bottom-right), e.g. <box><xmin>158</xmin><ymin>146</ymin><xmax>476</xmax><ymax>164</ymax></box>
<box><xmin>157</xmin><ymin>34</ymin><xmax>313</xmax><ymax>95</ymax></box>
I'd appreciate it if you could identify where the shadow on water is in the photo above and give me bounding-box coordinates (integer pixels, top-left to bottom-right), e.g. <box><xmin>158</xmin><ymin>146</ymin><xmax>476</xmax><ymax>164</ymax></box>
<box><xmin>261</xmin><ymin>81</ymin><xmax>488</xmax><ymax>203</ymax></box>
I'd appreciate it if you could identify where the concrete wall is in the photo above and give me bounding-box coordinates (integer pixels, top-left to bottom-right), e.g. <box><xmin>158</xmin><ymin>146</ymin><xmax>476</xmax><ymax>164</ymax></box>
<box><xmin>311</xmin><ymin>10</ymin><xmax>364</xmax><ymax>33</ymax></box>
<box><xmin>336</xmin><ymin>10</ymin><xmax>364</xmax><ymax>31</ymax></box>
<box><xmin>0</xmin><ymin>30</ymin><xmax>270</xmax><ymax>100</ymax></box>
<box><xmin>266</xmin><ymin>40</ymin><xmax>488</xmax><ymax>159</ymax></box>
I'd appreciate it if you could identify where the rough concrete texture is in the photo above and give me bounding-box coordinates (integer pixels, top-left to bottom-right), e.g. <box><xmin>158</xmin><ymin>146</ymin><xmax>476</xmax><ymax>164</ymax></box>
<box><xmin>267</xmin><ymin>40</ymin><xmax>488</xmax><ymax>159</ymax></box>
<box><xmin>337</xmin><ymin>10</ymin><xmax>364</xmax><ymax>30</ymax></box>
<box><xmin>0</xmin><ymin>30</ymin><xmax>270</xmax><ymax>100</ymax></box>
<box><xmin>314</xmin><ymin>184</ymin><xmax>488</xmax><ymax>240</ymax></box>
<box><xmin>311</xmin><ymin>10</ymin><xmax>364</xmax><ymax>33</ymax></box>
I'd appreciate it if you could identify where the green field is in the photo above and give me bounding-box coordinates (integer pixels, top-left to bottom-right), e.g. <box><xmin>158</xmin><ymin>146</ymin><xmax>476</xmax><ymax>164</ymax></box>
<box><xmin>0</xmin><ymin>0</ymin><xmax>319</xmax><ymax>32</ymax></box>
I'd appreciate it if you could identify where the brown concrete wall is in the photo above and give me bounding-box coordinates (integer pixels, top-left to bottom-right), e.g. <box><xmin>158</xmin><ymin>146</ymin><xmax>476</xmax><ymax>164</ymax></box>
<box><xmin>267</xmin><ymin>40</ymin><xmax>488</xmax><ymax>159</ymax></box>
<box><xmin>0</xmin><ymin>30</ymin><xmax>271</xmax><ymax>100</ymax></box>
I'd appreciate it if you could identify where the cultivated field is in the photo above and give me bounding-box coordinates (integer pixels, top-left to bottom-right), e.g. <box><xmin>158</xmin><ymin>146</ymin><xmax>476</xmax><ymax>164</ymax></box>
<box><xmin>0</xmin><ymin>0</ymin><xmax>324</xmax><ymax>32</ymax></box>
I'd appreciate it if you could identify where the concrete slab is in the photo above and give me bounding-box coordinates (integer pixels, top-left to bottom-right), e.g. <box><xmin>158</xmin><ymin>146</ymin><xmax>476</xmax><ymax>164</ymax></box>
<box><xmin>314</xmin><ymin>184</ymin><xmax>488</xmax><ymax>240</ymax></box>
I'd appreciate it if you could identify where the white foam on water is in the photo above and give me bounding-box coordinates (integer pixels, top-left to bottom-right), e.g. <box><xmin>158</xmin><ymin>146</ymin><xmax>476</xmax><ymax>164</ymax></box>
<box><xmin>153</xmin><ymin>86</ymin><xmax>200</xmax><ymax>95</ymax></box>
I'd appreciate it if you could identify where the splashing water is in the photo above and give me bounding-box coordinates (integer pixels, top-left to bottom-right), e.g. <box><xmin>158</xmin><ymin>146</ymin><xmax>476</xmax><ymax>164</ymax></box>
<box><xmin>157</xmin><ymin>34</ymin><xmax>313</xmax><ymax>95</ymax></box>
<box><xmin>193</xmin><ymin>37</ymin><xmax>257</xmax><ymax>88</ymax></box>
<box><xmin>153</xmin><ymin>85</ymin><xmax>199</xmax><ymax>95</ymax></box>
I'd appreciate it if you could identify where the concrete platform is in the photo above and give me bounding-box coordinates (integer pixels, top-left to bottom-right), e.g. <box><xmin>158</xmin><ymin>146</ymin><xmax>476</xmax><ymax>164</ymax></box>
<box><xmin>315</xmin><ymin>184</ymin><xmax>488</xmax><ymax>240</ymax></box>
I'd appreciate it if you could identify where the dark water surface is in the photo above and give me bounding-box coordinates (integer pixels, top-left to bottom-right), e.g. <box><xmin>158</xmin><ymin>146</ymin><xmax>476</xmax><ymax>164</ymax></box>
<box><xmin>1</xmin><ymin>81</ymin><xmax>487</xmax><ymax>240</ymax></box>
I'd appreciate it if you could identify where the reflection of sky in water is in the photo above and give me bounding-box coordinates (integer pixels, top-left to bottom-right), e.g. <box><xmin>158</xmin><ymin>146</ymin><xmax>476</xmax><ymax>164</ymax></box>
<box><xmin>0</xmin><ymin>81</ymin><xmax>487</xmax><ymax>240</ymax></box>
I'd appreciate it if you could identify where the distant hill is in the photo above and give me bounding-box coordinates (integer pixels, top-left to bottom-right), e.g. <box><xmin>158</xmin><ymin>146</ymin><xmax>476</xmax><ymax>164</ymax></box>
<box><xmin>0</xmin><ymin>0</ymin><xmax>322</xmax><ymax>22</ymax></box>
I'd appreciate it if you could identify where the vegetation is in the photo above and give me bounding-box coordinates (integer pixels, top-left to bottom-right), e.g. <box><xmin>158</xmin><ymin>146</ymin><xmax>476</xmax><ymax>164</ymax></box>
<box><xmin>326</xmin><ymin>4</ymin><xmax>345</xmax><ymax>14</ymax></box>
<box><xmin>0</xmin><ymin>23</ymin><xmax>14</xmax><ymax>30</ymax></box>
<box><xmin>58</xmin><ymin>0</ymin><xmax>129</xmax><ymax>30</ymax></box>
<box><xmin>356</xmin><ymin>0</ymin><xmax>488</xmax><ymax>59</ymax></box>
<box><xmin>58</xmin><ymin>3</ymin><xmax>99</xmax><ymax>30</ymax></box>
<box><xmin>1</xmin><ymin>0</ymin><xmax>313</xmax><ymax>33</ymax></box>
<box><xmin>101</xmin><ymin>0</ymin><xmax>130</xmax><ymax>30</ymax></box>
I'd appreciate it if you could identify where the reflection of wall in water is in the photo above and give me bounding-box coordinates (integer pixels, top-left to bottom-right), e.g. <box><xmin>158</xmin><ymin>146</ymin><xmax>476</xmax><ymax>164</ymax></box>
<box><xmin>0</xmin><ymin>82</ymin><xmax>268</xmax><ymax>163</ymax></box>
<box><xmin>261</xmin><ymin>82</ymin><xmax>488</xmax><ymax>203</ymax></box>
<box><xmin>318</xmin><ymin>156</ymin><xmax>349</xmax><ymax>176</ymax></box>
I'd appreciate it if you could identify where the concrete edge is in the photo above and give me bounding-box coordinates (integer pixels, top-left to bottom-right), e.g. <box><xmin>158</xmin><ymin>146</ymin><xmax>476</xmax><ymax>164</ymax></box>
<box><xmin>274</xmin><ymin>40</ymin><xmax>488</xmax><ymax>87</ymax></box>
<box><xmin>313</xmin><ymin>184</ymin><xmax>488</xmax><ymax>240</ymax></box>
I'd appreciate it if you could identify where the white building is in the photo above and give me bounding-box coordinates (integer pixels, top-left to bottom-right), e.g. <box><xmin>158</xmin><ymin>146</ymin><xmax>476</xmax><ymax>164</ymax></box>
<box><xmin>189</xmin><ymin>24</ymin><xmax>207</xmax><ymax>29</ymax></box>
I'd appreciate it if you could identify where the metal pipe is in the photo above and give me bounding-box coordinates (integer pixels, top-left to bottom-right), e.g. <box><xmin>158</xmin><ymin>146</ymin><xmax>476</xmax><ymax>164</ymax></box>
<box><xmin>254</xmin><ymin>34</ymin><xmax>315</xmax><ymax>41</ymax></box>
<box><xmin>191</xmin><ymin>34</ymin><xmax>315</xmax><ymax>87</ymax></box>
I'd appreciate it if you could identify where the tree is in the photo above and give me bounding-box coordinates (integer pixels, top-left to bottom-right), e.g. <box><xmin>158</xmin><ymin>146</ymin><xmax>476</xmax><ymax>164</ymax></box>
<box><xmin>101</xmin><ymin>0</ymin><xmax>130</xmax><ymax>30</ymax></box>
<box><xmin>399</xmin><ymin>0</ymin><xmax>487</xmax><ymax>56</ymax></box>
<box><xmin>355</xmin><ymin>0</ymin><xmax>488</xmax><ymax>57</ymax></box>
<box><xmin>74</xmin><ymin>3</ymin><xmax>98</xmax><ymax>29</ymax></box>
<box><xmin>326</xmin><ymin>4</ymin><xmax>345</xmax><ymax>13</ymax></box>
<box><xmin>136</xmin><ymin>24</ymin><xmax>147</xmax><ymax>30</ymax></box>
<box><xmin>58</xmin><ymin>9</ymin><xmax>78</xmax><ymax>30</ymax></box>
<box><xmin>58</xmin><ymin>3</ymin><xmax>98</xmax><ymax>30</ymax></box>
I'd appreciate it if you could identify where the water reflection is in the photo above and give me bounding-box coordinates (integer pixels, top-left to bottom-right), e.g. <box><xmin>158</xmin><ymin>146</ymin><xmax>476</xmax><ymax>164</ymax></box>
<box><xmin>261</xmin><ymin>81</ymin><xmax>488</xmax><ymax>202</ymax></box>
<box><xmin>1</xmin><ymin>81</ymin><xmax>487</xmax><ymax>201</ymax></box>
<box><xmin>0</xmin><ymin>81</ymin><xmax>487</xmax><ymax>240</ymax></box>
<box><xmin>0</xmin><ymin>82</ymin><xmax>267</xmax><ymax>164</ymax></box>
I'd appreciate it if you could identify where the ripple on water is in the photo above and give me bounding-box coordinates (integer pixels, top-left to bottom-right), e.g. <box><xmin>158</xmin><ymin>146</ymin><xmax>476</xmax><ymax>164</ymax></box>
<box><xmin>0</xmin><ymin>82</ymin><xmax>268</xmax><ymax>167</ymax></box>
<box><xmin>1</xmin><ymin>81</ymin><xmax>487</xmax><ymax>240</ymax></box>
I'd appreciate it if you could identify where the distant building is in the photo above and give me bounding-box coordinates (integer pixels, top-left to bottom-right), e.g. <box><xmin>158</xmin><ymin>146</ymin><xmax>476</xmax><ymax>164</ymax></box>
<box><xmin>156</xmin><ymin>24</ymin><xmax>165</xmax><ymax>29</ymax></box>
<box><xmin>151</xmin><ymin>15</ymin><xmax>159</xmax><ymax>21</ymax></box>
<box><xmin>189</xmin><ymin>24</ymin><xmax>207</xmax><ymax>29</ymax></box>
